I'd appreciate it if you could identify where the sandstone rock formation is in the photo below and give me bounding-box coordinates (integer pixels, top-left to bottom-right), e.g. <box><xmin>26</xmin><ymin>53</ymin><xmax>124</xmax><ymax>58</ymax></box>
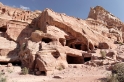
<box><xmin>0</xmin><ymin>3</ymin><xmax>41</xmax><ymax>63</ymax></box>
<box><xmin>88</xmin><ymin>6</ymin><xmax>124</xmax><ymax>42</ymax></box>
<box><xmin>88</xmin><ymin>6</ymin><xmax>124</xmax><ymax>30</ymax></box>
<box><xmin>0</xmin><ymin>3</ymin><xmax>124</xmax><ymax>75</ymax></box>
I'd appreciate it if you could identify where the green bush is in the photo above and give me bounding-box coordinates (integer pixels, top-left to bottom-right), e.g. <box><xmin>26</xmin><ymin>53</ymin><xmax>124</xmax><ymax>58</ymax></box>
<box><xmin>112</xmin><ymin>63</ymin><xmax>124</xmax><ymax>82</ymax></box>
<box><xmin>0</xmin><ymin>72</ymin><xmax>7</xmax><ymax>82</ymax></box>
<box><xmin>21</xmin><ymin>43</ymin><xmax>26</xmax><ymax>51</ymax></box>
<box><xmin>56</xmin><ymin>65</ymin><xmax>64</xmax><ymax>71</ymax></box>
<box><xmin>100</xmin><ymin>50</ymin><xmax>106</xmax><ymax>59</ymax></box>
<box><xmin>21</xmin><ymin>67</ymin><xmax>29</xmax><ymax>75</ymax></box>
<box><xmin>57</xmin><ymin>67</ymin><xmax>63</xmax><ymax>71</ymax></box>
<box><xmin>115</xmin><ymin>41</ymin><xmax>124</xmax><ymax>45</ymax></box>
<box><xmin>106</xmin><ymin>74</ymin><xmax>119</xmax><ymax>82</ymax></box>
<box><xmin>0</xmin><ymin>77</ymin><xmax>7</xmax><ymax>82</ymax></box>
<box><xmin>6</xmin><ymin>68</ymin><xmax>13</xmax><ymax>74</ymax></box>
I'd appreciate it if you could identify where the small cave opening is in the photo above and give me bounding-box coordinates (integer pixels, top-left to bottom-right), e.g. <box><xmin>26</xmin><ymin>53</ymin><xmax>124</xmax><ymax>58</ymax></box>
<box><xmin>42</xmin><ymin>38</ymin><xmax>52</xmax><ymax>43</ymax></box>
<box><xmin>69</xmin><ymin>44</ymin><xmax>73</xmax><ymax>48</ymax></box>
<box><xmin>51</xmin><ymin>51</ymin><xmax>60</xmax><ymax>59</ymax></box>
<box><xmin>94</xmin><ymin>45</ymin><xmax>98</xmax><ymax>50</ymax></box>
<box><xmin>0</xmin><ymin>62</ymin><xmax>21</xmax><ymax>66</ymax></box>
<box><xmin>81</xmin><ymin>44</ymin><xmax>88</xmax><ymax>51</ymax></box>
<box><xmin>2</xmin><ymin>8</ymin><xmax>5</xmax><ymax>14</ymax></box>
<box><xmin>46</xmin><ymin>22</ymin><xmax>49</xmax><ymax>25</ymax></box>
<box><xmin>108</xmin><ymin>37</ymin><xmax>111</xmax><ymax>39</ymax></box>
<box><xmin>66</xmin><ymin>55</ymin><xmax>83</xmax><ymax>64</ymax></box>
<box><xmin>0</xmin><ymin>27</ymin><xmax>7</xmax><ymax>32</ymax></box>
<box><xmin>41</xmin><ymin>71</ymin><xmax>46</xmax><ymax>76</ymax></box>
<box><xmin>65</xmin><ymin>38</ymin><xmax>89</xmax><ymax>51</ymax></box>
<box><xmin>75</xmin><ymin>44</ymin><xmax>82</xmax><ymax>50</ymax></box>
<box><xmin>94</xmin><ymin>45</ymin><xmax>98</xmax><ymax>49</ymax></box>
<box><xmin>84</xmin><ymin>57</ymin><xmax>91</xmax><ymax>62</ymax></box>
<box><xmin>65</xmin><ymin>39</ymin><xmax>75</xmax><ymax>47</ymax></box>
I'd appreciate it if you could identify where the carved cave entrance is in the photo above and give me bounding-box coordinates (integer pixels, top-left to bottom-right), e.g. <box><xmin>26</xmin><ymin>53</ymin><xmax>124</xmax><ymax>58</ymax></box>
<box><xmin>82</xmin><ymin>53</ymin><xmax>92</xmax><ymax>63</ymax></box>
<box><xmin>66</xmin><ymin>39</ymin><xmax>88</xmax><ymax>51</ymax></box>
<box><xmin>42</xmin><ymin>38</ymin><xmax>52</xmax><ymax>43</ymax></box>
<box><xmin>2</xmin><ymin>8</ymin><xmax>6</xmax><ymax>14</ymax></box>
<box><xmin>0</xmin><ymin>61</ymin><xmax>21</xmax><ymax>66</ymax></box>
<box><xmin>41</xmin><ymin>71</ymin><xmax>46</xmax><ymax>76</ymax></box>
<box><xmin>84</xmin><ymin>57</ymin><xmax>91</xmax><ymax>62</ymax></box>
<box><xmin>51</xmin><ymin>51</ymin><xmax>60</xmax><ymax>59</ymax></box>
<box><xmin>36</xmin><ymin>61</ymin><xmax>47</xmax><ymax>76</ymax></box>
<box><xmin>66</xmin><ymin>55</ymin><xmax>83</xmax><ymax>64</ymax></box>
<box><xmin>0</xmin><ymin>26</ymin><xmax>7</xmax><ymax>32</ymax></box>
<box><xmin>75</xmin><ymin>44</ymin><xmax>82</xmax><ymax>50</ymax></box>
<box><xmin>66</xmin><ymin>54</ymin><xmax>91</xmax><ymax>64</ymax></box>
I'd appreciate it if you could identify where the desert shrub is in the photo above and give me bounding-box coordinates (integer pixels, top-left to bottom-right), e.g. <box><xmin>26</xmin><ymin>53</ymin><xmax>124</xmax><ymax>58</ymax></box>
<box><xmin>100</xmin><ymin>50</ymin><xmax>106</xmax><ymax>59</ymax></box>
<box><xmin>0</xmin><ymin>77</ymin><xmax>7</xmax><ymax>82</ymax></box>
<box><xmin>6</xmin><ymin>68</ymin><xmax>13</xmax><ymax>74</ymax></box>
<box><xmin>56</xmin><ymin>65</ymin><xmax>64</xmax><ymax>71</ymax></box>
<box><xmin>57</xmin><ymin>67</ymin><xmax>63</xmax><ymax>71</ymax></box>
<box><xmin>106</xmin><ymin>74</ymin><xmax>119</xmax><ymax>82</ymax></box>
<box><xmin>112</xmin><ymin>63</ymin><xmax>124</xmax><ymax>82</ymax></box>
<box><xmin>118</xmin><ymin>41</ymin><xmax>123</xmax><ymax>44</ymax></box>
<box><xmin>0</xmin><ymin>72</ymin><xmax>7</xmax><ymax>82</ymax></box>
<box><xmin>21</xmin><ymin>43</ymin><xmax>26</xmax><ymax>50</ymax></box>
<box><xmin>21</xmin><ymin>67</ymin><xmax>29</xmax><ymax>75</ymax></box>
<box><xmin>115</xmin><ymin>41</ymin><xmax>124</xmax><ymax>45</ymax></box>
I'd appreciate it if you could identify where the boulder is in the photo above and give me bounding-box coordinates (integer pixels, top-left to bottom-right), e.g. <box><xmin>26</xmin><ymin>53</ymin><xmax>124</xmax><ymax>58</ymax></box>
<box><xmin>99</xmin><ymin>42</ymin><xmax>109</xmax><ymax>49</ymax></box>
<box><xmin>53</xmin><ymin>75</ymin><xmax>64</xmax><ymax>79</ymax></box>
<box><xmin>35</xmin><ymin>71</ymin><xmax>41</xmax><ymax>75</ymax></box>
<box><xmin>7</xmin><ymin>63</ymin><xmax>13</xmax><ymax>67</ymax></box>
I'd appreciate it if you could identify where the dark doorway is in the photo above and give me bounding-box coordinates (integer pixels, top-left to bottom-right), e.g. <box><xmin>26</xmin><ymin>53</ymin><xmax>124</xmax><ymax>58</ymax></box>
<box><xmin>0</xmin><ymin>27</ymin><xmax>7</xmax><ymax>32</ymax></box>
<box><xmin>66</xmin><ymin>55</ymin><xmax>83</xmax><ymax>64</ymax></box>
<box><xmin>41</xmin><ymin>71</ymin><xmax>46</xmax><ymax>76</ymax></box>
<box><xmin>81</xmin><ymin>44</ymin><xmax>88</xmax><ymax>51</ymax></box>
<box><xmin>84</xmin><ymin>57</ymin><xmax>91</xmax><ymax>62</ymax></box>
<box><xmin>42</xmin><ymin>38</ymin><xmax>52</xmax><ymax>43</ymax></box>
<box><xmin>2</xmin><ymin>8</ymin><xmax>5</xmax><ymax>14</ymax></box>
<box><xmin>51</xmin><ymin>51</ymin><xmax>60</xmax><ymax>59</ymax></box>
<box><xmin>69</xmin><ymin>44</ymin><xmax>73</xmax><ymax>48</ymax></box>
<box><xmin>75</xmin><ymin>44</ymin><xmax>82</xmax><ymax>50</ymax></box>
<box><xmin>0</xmin><ymin>62</ymin><xmax>21</xmax><ymax>66</ymax></box>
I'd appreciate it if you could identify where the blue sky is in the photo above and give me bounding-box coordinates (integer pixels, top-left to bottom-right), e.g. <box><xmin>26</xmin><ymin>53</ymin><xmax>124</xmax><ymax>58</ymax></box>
<box><xmin>0</xmin><ymin>0</ymin><xmax>124</xmax><ymax>22</ymax></box>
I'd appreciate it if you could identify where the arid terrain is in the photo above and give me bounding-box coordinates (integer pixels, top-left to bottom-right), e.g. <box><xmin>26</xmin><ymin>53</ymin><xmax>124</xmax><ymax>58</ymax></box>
<box><xmin>0</xmin><ymin>64</ymin><xmax>111</xmax><ymax>82</ymax></box>
<box><xmin>0</xmin><ymin>2</ymin><xmax>124</xmax><ymax>82</ymax></box>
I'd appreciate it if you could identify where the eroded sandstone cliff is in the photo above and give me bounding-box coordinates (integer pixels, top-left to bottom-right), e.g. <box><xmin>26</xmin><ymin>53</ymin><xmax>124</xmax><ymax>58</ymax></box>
<box><xmin>0</xmin><ymin>3</ymin><xmax>124</xmax><ymax>75</ymax></box>
<box><xmin>0</xmin><ymin>2</ymin><xmax>41</xmax><ymax>62</ymax></box>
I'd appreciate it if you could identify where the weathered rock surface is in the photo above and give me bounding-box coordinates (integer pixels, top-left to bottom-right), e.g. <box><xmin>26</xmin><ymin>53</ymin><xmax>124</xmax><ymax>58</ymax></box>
<box><xmin>88</xmin><ymin>6</ymin><xmax>124</xmax><ymax>30</ymax></box>
<box><xmin>0</xmin><ymin>3</ymin><xmax>124</xmax><ymax>75</ymax></box>
<box><xmin>0</xmin><ymin>3</ymin><xmax>41</xmax><ymax>63</ymax></box>
<box><xmin>0</xmin><ymin>37</ymin><xmax>19</xmax><ymax>62</ymax></box>
<box><xmin>88</xmin><ymin>6</ymin><xmax>124</xmax><ymax>42</ymax></box>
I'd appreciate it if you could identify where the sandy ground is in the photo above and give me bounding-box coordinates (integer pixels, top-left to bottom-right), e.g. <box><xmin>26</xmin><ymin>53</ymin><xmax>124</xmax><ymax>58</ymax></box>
<box><xmin>0</xmin><ymin>64</ymin><xmax>111</xmax><ymax>82</ymax></box>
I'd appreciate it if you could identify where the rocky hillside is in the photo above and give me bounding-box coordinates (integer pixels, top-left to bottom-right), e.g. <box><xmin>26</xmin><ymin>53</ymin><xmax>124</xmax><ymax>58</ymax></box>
<box><xmin>0</xmin><ymin>2</ymin><xmax>124</xmax><ymax>75</ymax></box>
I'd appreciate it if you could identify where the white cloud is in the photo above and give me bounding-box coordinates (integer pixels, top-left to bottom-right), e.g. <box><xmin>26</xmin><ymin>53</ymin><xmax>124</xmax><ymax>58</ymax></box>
<box><xmin>20</xmin><ymin>5</ymin><xmax>30</xmax><ymax>10</ymax></box>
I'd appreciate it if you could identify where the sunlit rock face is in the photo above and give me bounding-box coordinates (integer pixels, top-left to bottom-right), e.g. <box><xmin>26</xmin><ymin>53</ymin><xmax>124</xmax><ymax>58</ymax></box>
<box><xmin>88</xmin><ymin>6</ymin><xmax>124</xmax><ymax>30</ymax></box>
<box><xmin>0</xmin><ymin>3</ymin><xmax>41</xmax><ymax>63</ymax></box>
